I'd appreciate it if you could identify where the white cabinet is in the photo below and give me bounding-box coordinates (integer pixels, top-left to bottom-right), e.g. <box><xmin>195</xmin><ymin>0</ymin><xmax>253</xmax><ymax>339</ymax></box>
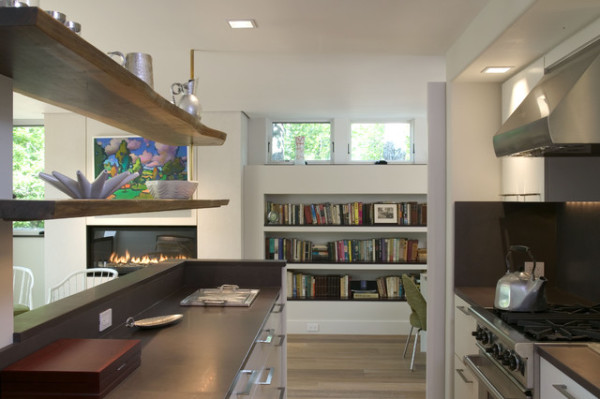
<box><xmin>539</xmin><ymin>357</ymin><xmax>595</xmax><ymax>399</ymax></box>
<box><xmin>244</xmin><ymin>165</ymin><xmax>428</xmax><ymax>335</ymax></box>
<box><xmin>229</xmin><ymin>296</ymin><xmax>287</xmax><ymax>399</ymax></box>
<box><xmin>454</xmin><ymin>295</ymin><xmax>479</xmax><ymax>399</ymax></box>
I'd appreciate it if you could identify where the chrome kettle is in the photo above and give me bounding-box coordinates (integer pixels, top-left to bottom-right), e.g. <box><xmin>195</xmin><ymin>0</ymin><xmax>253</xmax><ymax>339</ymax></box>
<box><xmin>494</xmin><ymin>245</ymin><xmax>547</xmax><ymax>312</ymax></box>
<box><xmin>171</xmin><ymin>79</ymin><xmax>202</xmax><ymax>120</ymax></box>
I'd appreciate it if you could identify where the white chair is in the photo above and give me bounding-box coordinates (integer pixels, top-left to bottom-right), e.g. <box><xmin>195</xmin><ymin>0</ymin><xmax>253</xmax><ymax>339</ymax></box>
<box><xmin>13</xmin><ymin>266</ymin><xmax>34</xmax><ymax>313</ymax></box>
<box><xmin>48</xmin><ymin>268</ymin><xmax>118</xmax><ymax>303</ymax></box>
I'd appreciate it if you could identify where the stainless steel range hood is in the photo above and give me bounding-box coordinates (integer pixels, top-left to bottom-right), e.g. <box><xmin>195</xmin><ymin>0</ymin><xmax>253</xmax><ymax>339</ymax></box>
<box><xmin>493</xmin><ymin>39</ymin><xmax>600</xmax><ymax>157</ymax></box>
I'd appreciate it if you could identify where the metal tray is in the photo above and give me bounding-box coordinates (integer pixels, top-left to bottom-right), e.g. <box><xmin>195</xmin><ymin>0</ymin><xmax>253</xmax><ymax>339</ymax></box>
<box><xmin>180</xmin><ymin>284</ymin><xmax>260</xmax><ymax>307</ymax></box>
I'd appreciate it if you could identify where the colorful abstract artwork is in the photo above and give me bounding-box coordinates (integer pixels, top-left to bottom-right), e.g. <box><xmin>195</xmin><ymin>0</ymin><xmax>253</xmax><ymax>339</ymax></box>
<box><xmin>94</xmin><ymin>137</ymin><xmax>188</xmax><ymax>199</ymax></box>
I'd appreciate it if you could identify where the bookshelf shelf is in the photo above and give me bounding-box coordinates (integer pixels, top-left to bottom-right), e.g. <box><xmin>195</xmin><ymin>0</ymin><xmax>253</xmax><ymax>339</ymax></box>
<box><xmin>284</xmin><ymin>263</ymin><xmax>427</xmax><ymax>271</ymax></box>
<box><xmin>264</xmin><ymin>225</ymin><xmax>427</xmax><ymax>233</ymax></box>
<box><xmin>287</xmin><ymin>297</ymin><xmax>407</xmax><ymax>302</ymax></box>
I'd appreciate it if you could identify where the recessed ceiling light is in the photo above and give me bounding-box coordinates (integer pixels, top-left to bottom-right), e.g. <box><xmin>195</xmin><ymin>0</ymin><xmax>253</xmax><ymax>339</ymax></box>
<box><xmin>482</xmin><ymin>66</ymin><xmax>512</xmax><ymax>74</ymax></box>
<box><xmin>227</xmin><ymin>19</ymin><xmax>257</xmax><ymax>29</ymax></box>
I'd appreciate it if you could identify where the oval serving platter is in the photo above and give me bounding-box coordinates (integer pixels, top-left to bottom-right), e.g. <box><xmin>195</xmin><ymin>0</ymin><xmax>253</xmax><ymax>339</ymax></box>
<box><xmin>126</xmin><ymin>314</ymin><xmax>183</xmax><ymax>329</ymax></box>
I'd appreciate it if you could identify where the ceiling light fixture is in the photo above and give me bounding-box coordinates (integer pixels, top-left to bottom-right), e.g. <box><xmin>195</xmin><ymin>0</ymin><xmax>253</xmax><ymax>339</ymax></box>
<box><xmin>482</xmin><ymin>66</ymin><xmax>512</xmax><ymax>74</ymax></box>
<box><xmin>227</xmin><ymin>19</ymin><xmax>257</xmax><ymax>29</ymax></box>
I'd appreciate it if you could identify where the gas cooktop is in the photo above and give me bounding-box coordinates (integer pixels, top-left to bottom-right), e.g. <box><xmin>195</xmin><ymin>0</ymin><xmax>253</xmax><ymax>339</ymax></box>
<box><xmin>492</xmin><ymin>304</ymin><xmax>600</xmax><ymax>342</ymax></box>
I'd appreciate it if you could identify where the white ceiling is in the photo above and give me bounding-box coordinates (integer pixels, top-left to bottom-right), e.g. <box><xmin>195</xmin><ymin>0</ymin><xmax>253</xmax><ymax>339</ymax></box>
<box><xmin>12</xmin><ymin>0</ymin><xmax>600</xmax><ymax>120</ymax></box>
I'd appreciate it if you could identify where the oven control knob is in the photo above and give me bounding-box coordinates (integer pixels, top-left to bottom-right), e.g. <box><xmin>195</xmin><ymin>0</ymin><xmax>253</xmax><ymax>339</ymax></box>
<box><xmin>509</xmin><ymin>354</ymin><xmax>521</xmax><ymax>371</ymax></box>
<box><xmin>481</xmin><ymin>331</ymin><xmax>492</xmax><ymax>345</ymax></box>
<box><xmin>500</xmin><ymin>351</ymin><xmax>511</xmax><ymax>366</ymax></box>
<box><xmin>491</xmin><ymin>344</ymin><xmax>503</xmax><ymax>358</ymax></box>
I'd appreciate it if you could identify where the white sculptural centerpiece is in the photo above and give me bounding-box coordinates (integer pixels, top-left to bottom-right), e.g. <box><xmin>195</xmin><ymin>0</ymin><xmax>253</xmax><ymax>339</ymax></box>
<box><xmin>38</xmin><ymin>170</ymin><xmax>139</xmax><ymax>199</ymax></box>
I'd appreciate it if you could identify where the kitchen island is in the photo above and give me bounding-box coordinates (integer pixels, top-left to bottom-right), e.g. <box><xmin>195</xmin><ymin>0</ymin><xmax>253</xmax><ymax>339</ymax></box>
<box><xmin>2</xmin><ymin>260</ymin><xmax>287</xmax><ymax>398</ymax></box>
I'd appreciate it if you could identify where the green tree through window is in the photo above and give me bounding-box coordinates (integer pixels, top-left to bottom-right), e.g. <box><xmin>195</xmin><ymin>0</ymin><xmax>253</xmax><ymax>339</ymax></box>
<box><xmin>13</xmin><ymin>126</ymin><xmax>45</xmax><ymax>229</ymax></box>
<box><xmin>271</xmin><ymin>122</ymin><xmax>331</xmax><ymax>162</ymax></box>
<box><xmin>351</xmin><ymin>122</ymin><xmax>412</xmax><ymax>162</ymax></box>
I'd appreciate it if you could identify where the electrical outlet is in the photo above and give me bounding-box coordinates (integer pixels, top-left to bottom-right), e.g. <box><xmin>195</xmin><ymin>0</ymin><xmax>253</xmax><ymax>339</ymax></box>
<box><xmin>306</xmin><ymin>322</ymin><xmax>319</xmax><ymax>332</ymax></box>
<box><xmin>99</xmin><ymin>308</ymin><xmax>112</xmax><ymax>332</ymax></box>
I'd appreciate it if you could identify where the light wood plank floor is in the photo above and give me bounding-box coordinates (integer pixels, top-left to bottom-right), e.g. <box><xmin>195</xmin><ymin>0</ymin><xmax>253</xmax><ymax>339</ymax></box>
<box><xmin>287</xmin><ymin>334</ymin><xmax>426</xmax><ymax>399</ymax></box>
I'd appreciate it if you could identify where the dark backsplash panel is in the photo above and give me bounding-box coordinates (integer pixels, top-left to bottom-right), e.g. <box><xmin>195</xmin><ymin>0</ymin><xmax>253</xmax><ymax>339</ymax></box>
<box><xmin>454</xmin><ymin>202</ymin><xmax>558</xmax><ymax>288</ymax></box>
<box><xmin>555</xmin><ymin>202</ymin><xmax>600</xmax><ymax>303</ymax></box>
<box><xmin>455</xmin><ymin>201</ymin><xmax>600</xmax><ymax>303</ymax></box>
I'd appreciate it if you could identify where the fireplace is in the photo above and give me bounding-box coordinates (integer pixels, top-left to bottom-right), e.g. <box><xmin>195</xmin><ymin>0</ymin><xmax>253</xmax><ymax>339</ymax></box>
<box><xmin>87</xmin><ymin>226</ymin><xmax>197</xmax><ymax>275</ymax></box>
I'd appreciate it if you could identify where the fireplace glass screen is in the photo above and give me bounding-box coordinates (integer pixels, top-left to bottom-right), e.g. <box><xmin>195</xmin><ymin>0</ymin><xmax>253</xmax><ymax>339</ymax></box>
<box><xmin>87</xmin><ymin>226</ymin><xmax>197</xmax><ymax>274</ymax></box>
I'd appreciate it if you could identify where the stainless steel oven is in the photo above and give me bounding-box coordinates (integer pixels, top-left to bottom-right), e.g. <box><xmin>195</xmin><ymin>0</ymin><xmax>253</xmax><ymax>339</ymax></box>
<box><xmin>463</xmin><ymin>304</ymin><xmax>600</xmax><ymax>399</ymax></box>
<box><xmin>465</xmin><ymin>306</ymin><xmax>533</xmax><ymax>399</ymax></box>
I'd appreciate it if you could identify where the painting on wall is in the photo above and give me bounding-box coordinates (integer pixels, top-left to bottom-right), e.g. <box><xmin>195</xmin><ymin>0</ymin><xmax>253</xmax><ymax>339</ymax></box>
<box><xmin>94</xmin><ymin>136</ymin><xmax>188</xmax><ymax>199</ymax></box>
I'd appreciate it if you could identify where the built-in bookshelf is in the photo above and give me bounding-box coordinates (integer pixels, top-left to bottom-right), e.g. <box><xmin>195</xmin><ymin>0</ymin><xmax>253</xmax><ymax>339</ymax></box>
<box><xmin>243</xmin><ymin>164</ymin><xmax>428</xmax><ymax>334</ymax></box>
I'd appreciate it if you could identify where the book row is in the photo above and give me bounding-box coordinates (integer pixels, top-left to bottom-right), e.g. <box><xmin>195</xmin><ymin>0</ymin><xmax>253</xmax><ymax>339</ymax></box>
<box><xmin>265</xmin><ymin>201</ymin><xmax>427</xmax><ymax>226</ymax></box>
<box><xmin>266</xmin><ymin>237</ymin><xmax>427</xmax><ymax>264</ymax></box>
<box><xmin>286</xmin><ymin>271</ymin><xmax>421</xmax><ymax>300</ymax></box>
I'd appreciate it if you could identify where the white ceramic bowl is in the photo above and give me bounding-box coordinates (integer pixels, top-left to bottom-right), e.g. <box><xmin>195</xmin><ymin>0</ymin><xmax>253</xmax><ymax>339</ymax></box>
<box><xmin>146</xmin><ymin>180</ymin><xmax>198</xmax><ymax>199</ymax></box>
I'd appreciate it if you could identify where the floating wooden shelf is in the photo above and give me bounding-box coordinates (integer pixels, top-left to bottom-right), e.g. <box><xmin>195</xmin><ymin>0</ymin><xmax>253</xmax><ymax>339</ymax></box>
<box><xmin>0</xmin><ymin>8</ymin><xmax>226</xmax><ymax>146</ymax></box>
<box><xmin>0</xmin><ymin>199</ymin><xmax>229</xmax><ymax>221</ymax></box>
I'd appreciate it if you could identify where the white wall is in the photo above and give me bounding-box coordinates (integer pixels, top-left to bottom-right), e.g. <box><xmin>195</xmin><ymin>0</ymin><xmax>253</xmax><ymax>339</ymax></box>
<box><xmin>444</xmin><ymin>81</ymin><xmax>502</xmax><ymax>397</ymax></box>
<box><xmin>43</xmin><ymin>113</ymin><xmax>87</xmax><ymax>302</ymax></box>
<box><xmin>426</xmin><ymin>82</ymin><xmax>446</xmax><ymax>399</ymax></box>
<box><xmin>195</xmin><ymin>112</ymin><xmax>247</xmax><ymax>258</ymax></box>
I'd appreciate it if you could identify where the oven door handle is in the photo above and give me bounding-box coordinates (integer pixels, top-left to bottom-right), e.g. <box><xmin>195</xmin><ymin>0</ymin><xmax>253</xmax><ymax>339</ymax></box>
<box><xmin>552</xmin><ymin>384</ymin><xmax>577</xmax><ymax>399</ymax></box>
<box><xmin>464</xmin><ymin>355</ymin><xmax>529</xmax><ymax>399</ymax></box>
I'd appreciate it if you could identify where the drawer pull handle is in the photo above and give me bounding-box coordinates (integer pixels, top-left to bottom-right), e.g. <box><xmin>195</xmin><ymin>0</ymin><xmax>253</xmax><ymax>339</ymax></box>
<box><xmin>236</xmin><ymin>370</ymin><xmax>255</xmax><ymax>396</ymax></box>
<box><xmin>272</xmin><ymin>303</ymin><xmax>285</xmax><ymax>313</ymax></box>
<box><xmin>257</xmin><ymin>329</ymin><xmax>274</xmax><ymax>344</ymax></box>
<box><xmin>277</xmin><ymin>387</ymin><xmax>286</xmax><ymax>399</ymax></box>
<box><xmin>257</xmin><ymin>367</ymin><xmax>274</xmax><ymax>385</ymax></box>
<box><xmin>276</xmin><ymin>334</ymin><xmax>286</xmax><ymax>347</ymax></box>
<box><xmin>455</xmin><ymin>368</ymin><xmax>473</xmax><ymax>384</ymax></box>
<box><xmin>553</xmin><ymin>384</ymin><xmax>578</xmax><ymax>399</ymax></box>
<box><xmin>456</xmin><ymin>305</ymin><xmax>470</xmax><ymax>316</ymax></box>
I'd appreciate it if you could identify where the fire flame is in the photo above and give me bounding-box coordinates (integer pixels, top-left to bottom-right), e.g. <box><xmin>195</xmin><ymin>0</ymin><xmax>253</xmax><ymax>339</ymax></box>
<box><xmin>108</xmin><ymin>250</ymin><xmax>187</xmax><ymax>265</ymax></box>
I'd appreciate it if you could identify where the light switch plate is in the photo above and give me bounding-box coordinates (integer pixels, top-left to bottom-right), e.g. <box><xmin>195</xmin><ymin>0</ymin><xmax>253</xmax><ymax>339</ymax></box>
<box><xmin>99</xmin><ymin>308</ymin><xmax>112</xmax><ymax>332</ymax></box>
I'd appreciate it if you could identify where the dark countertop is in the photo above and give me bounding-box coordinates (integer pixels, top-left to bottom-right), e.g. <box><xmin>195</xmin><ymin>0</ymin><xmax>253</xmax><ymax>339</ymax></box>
<box><xmin>537</xmin><ymin>344</ymin><xmax>600</xmax><ymax>397</ymax></box>
<box><xmin>102</xmin><ymin>286</ymin><xmax>281</xmax><ymax>399</ymax></box>
<box><xmin>454</xmin><ymin>286</ymin><xmax>496</xmax><ymax>308</ymax></box>
<box><xmin>2</xmin><ymin>260</ymin><xmax>286</xmax><ymax>399</ymax></box>
<box><xmin>455</xmin><ymin>286</ymin><xmax>600</xmax><ymax>397</ymax></box>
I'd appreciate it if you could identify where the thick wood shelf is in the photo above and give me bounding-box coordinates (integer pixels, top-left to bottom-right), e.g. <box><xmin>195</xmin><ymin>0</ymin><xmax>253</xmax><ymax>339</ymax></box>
<box><xmin>0</xmin><ymin>199</ymin><xmax>229</xmax><ymax>221</ymax></box>
<box><xmin>0</xmin><ymin>8</ymin><xmax>226</xmax><ymax>146</ymax></box>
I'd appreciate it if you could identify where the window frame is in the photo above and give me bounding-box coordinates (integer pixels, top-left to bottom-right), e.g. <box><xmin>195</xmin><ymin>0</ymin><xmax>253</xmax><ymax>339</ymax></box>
<box><xmin>348</xmin><ymin>119</ymin><xmax>415</xmax><ymax>164</ymax></box>
<box><xmin>268</xmin><ymin>120</ymin><xmax>334</xmax><ymax>165</ymax></box>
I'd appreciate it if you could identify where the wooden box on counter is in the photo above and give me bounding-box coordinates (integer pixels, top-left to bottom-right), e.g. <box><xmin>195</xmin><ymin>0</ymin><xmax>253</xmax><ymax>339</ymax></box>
<box><xmin>1</xmin><ymin>339</ymin><xmax>141</xmax><ymax>399</ymax></box>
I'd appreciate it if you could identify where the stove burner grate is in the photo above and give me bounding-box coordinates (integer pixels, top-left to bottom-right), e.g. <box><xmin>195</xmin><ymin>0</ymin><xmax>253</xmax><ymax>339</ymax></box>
<box><xmin>493</xmin><ymin>304</ymin><xmax>600</xmax><ymax>342</ymax></box>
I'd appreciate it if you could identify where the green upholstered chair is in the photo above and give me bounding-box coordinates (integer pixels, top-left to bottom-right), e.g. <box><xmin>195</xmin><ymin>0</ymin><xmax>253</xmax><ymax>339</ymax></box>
<box><xmin>402</xmin><ymin>274</ymin><xmax>426</xmax><ymax>371</ymax></box>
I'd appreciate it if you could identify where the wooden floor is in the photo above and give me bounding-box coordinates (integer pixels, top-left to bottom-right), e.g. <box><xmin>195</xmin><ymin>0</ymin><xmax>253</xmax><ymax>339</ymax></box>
<box><xmin>287</xmin><ymin>334</ymin><xmax>426</xmax><ymax>399</ymax></box>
